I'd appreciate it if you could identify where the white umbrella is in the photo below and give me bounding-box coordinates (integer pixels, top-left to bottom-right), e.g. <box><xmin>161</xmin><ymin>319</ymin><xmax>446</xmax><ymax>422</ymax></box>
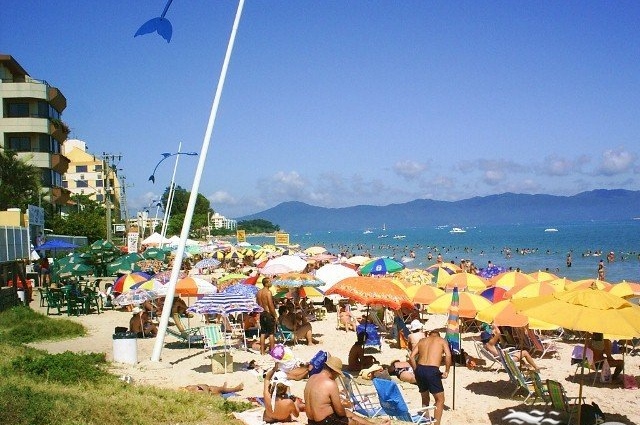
<box><xmin>261</xmin><ymin>255</ymin><xmax>308</xmax><ymax>273</ymax></box>
<box><xmin>315</xmin><ymin>263</ymin><xmax>358</xmax><ymax>292</ymax></box>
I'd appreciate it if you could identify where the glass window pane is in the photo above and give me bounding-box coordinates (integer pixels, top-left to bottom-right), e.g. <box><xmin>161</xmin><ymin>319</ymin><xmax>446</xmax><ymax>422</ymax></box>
<box><xmin>76</xmin><ymin>165</ymin><xmax>88</xmax><ymax>173</ymax></box>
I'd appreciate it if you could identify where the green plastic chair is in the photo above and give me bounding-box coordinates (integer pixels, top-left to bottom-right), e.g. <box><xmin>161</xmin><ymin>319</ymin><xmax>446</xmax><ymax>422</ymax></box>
<box><xmin>45</xmin><ymin>290</ymin><xmax>63</xmax><ymax>315</ymax></box>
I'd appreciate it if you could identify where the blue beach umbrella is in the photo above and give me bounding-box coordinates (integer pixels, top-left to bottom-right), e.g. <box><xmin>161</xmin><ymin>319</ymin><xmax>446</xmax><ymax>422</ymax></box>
<box><xmin>221</xmin><ymin>283</ymin><xmax>259</xmax><ymax>298</ymax></box>
<box><xmin>188</xmin><ymin>292</ymin><xmax>263</xmax><ymax>316</ymax></box>
<box><xmin>360</xmin><ymin>257</ymin><xmax>405</xmax><ymax>276</ymax></box>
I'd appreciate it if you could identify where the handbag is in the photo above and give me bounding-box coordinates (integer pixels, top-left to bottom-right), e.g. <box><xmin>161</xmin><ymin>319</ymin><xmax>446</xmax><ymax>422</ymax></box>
<box><xmin>599</xmin><ymin>359</ymin><xmax>611</xmax><ymax>383</ymax></box>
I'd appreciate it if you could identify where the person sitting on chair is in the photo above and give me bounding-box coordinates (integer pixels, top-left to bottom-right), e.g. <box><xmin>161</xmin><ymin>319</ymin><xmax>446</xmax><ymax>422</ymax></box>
<box><xmin>347</xmin><ymin>332</ymin><xmax>378</xmax><ymax>372</ymax></box>
<box><xmin>279</xmin><ymin>304</ymin><xmax>318</xmax><ymax>345</ymax></box>
<box><xmin>482</xmin><ymin>324</ymin><xmax>540</xmax><ymax>371</ymax></box>
<box><xmin>339</xmin><ymin>303</ymin><xmax>356</xmax><ymax>332</ymax></box>
<box><xmin>129</xmin><ymin>307</ymin><xmax>158</xmax><ymax>338</ymax></box>
<box><xmin>587</xmin><ymin>332</ymin><xmax>624</xmax><ymax>381</ymax></box>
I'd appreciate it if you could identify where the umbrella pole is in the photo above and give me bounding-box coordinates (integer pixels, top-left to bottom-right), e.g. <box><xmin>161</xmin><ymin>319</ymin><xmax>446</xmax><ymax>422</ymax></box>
<box><xmin>577</xmin><ymin>337</ymin><xmax>588</xmax><ymax>425</ymax></box>
<box><xmin>451</xmin><ymin>342</ymin><xmax>456</xmax><ymax>410</ymax></box>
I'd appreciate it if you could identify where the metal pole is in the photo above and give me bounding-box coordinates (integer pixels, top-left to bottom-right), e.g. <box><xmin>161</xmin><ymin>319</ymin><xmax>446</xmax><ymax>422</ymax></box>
<box><xmin>151</xmin><ymin>0</ymin><xmax>245</xmax><ymax>362</ymax></box>
<box><xmin>158</xmin><ymin>142</ymin><xmax>183</xmax><ymax>247</ymax></box>
<box><xmin>104</xmin><ymin>156</ymin><xmax>112</xmax><ymax>242</ymax></box>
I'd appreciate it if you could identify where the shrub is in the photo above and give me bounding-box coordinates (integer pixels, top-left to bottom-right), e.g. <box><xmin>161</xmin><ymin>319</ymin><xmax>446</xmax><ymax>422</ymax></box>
<box><xmin>9</xmin><ymin>351</ymin><xmax>110</xmax><ymax>384</ymax></box>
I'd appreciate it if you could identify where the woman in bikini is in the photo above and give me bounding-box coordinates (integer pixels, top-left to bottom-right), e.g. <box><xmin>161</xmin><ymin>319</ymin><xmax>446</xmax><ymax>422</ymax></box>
<box><xmin>263</xmin><ymin>365</ymin><xmax>304</xmax><ymax>423</ymax></box>
<box><xmin>387</xmin><ymin>359</ymin><xmax>416</xmax><ymax>384</ymax></box>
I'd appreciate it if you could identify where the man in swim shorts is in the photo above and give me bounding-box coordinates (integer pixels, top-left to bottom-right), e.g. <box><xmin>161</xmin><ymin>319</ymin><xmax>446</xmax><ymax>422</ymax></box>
<box><xmin>409</xmin><ymin>330</ymin><xmax>452</xmax><ymax>424</ymax></box>
<box><xmin>257</xmin><ymin>277</ymin><xmax>278</xmax><ymax>355</ymax></box>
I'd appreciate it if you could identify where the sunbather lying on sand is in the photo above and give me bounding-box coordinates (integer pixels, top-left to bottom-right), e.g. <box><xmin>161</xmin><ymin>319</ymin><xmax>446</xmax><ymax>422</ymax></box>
<box><xmin>181</xmin><ymin>382</ymin><xmax>244</xmax><ymax>395</ymax></box>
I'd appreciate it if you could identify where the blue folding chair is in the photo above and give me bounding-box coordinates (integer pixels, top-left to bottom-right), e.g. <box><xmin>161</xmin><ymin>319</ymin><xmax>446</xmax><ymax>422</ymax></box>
<box><xmin>372</xmin><ymin>378</ymin><xmax>435</xmax><ymax>424</ymax></box>
<box><xmin>357</xmin><ymin>323</ymin><xmax>382</xmax><ymax>352</ymax></box>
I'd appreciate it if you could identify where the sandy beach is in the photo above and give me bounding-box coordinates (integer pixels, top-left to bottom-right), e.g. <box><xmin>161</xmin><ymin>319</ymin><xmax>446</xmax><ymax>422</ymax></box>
<box><xmin>28</xmin><ymin>290</ymin><xmax>639</xmax><ymax>425</ymax></box>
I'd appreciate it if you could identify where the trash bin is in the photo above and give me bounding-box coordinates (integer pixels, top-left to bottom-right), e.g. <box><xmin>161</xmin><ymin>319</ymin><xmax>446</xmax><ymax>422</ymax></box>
<box><xmin>113</xmin><ymin>332</ymin><xmax>138</xmax><ymax>365</ymax></box>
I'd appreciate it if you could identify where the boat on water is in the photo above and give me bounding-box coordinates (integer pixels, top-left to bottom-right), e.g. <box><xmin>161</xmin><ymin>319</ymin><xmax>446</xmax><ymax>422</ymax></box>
<box><xmin>363</xmin><ymin>229</ymin><xmax>373</xmax><ymax>234</ymax></box>
<box><xmin>393</xmin><ymin>235</ymin><xmax>406</xmax><ymax>239</ymax></box>
<box><xmin>544</xmin><ymin>228</ymin><xmax>559</xmax><ymax>232</ymax></box>
<box><xmin>378</xmin><ymin>234</ymin><xmax>389</xmax><ymax>238</ymax></box>
<box><xmin>449</xmin><ymin>227</ymin><xmax>466</xmax><ymax>233</ymax></box>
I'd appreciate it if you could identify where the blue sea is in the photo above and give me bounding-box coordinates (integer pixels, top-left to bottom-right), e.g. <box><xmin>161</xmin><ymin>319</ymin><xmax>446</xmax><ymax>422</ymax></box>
<box><xmin>246</xmin><ymin>221</ymin><xmax>640</xmax><ymax>283</ymax></box>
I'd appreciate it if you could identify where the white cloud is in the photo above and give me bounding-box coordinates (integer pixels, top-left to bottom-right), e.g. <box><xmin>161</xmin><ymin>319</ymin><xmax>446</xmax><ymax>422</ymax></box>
<box><xmin>393</xmin><ymin>160</ymin><xmax>427</xmax><ymax>180</ymax></box>
<box><xmin>597</xmin><ymin>148</ymin><xmax>636</xmax><ymax>176</ymax></box>
<box><xmin>208</xmin><ymin>190</ymin><xmax>237</xmax><ymax>205</ymax></box>
<box><xmin>543</xmin><ymin>155</ymin><xmax>574</xmax><ymax>176</ymax></box>
<box><xmin>483</xmin><ymin>169</ymin><xmax>504</xmax><ymax>186</ymax></box>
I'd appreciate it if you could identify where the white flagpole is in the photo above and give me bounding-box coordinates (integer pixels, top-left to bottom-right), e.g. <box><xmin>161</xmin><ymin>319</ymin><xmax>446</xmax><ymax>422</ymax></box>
<box><xmin>158</xmin><ymin>141</ymin><xmax>182</xmax><ymax>247</ymax></box>
<box><xmin>151</xmin><ymin>0</ymin><xmax>245</xmax><ymax>362</ymax></box>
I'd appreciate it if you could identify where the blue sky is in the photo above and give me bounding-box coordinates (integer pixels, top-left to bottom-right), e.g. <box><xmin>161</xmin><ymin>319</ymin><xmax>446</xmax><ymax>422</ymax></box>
<box><xmin>3</xmin><ymin>1</ymin><xmax>639</xmax><ymax>219</ymax></box>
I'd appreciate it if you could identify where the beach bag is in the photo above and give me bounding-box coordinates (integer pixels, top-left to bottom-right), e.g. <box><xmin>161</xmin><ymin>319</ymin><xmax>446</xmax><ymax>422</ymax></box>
<box><xmin>600</xmin><ymin>359</ymin><xmax>611</xmax><ymax>383</ymax></box>
<box><xmin>622</xmin><ymin>374</ymin><xmax>638</xmax><ymax>389</ymax></box>
<box><xmin>578</xmin><ymin>402</ymin><xmax>605</xmax><ymax>425</ymax></box>
<box><xmin>308</xmin><ymin>350</ymin><xmax>328</xmax><ymax>376</ymax></box>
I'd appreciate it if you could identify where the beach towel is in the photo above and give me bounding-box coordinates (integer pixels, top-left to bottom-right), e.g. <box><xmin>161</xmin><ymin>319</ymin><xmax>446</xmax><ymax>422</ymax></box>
<box><xmin>622</xmin><ymin>374</ymin><xmax>638</xmax><ymax>389</ymax></box>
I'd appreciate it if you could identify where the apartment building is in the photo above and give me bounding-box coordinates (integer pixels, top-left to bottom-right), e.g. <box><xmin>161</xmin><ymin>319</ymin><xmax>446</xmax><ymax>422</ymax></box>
<box><xmin>62</xmin><ymin>139</ymin><xmax>122</xmax><ymax>216</ymax></box>
<box><xmin>0</xmin><ymin>54</ymin><xmax>71</xmax><ymax>207</ymax></box>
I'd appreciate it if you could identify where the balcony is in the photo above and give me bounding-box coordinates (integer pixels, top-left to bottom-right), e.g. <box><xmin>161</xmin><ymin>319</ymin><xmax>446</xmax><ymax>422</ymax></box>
<box><xmin>51</xmin><ymin>153</ymin><xmax>71</xmax><ymax>174</ymax></box>
<box><xmin>49</xmin><ymin>119</ymin><xmax>70</xmax><ymax>143</ymax></box>
<box><xmin>47</xmin><ymin>86</ymin><xmax>67</xmax><ymax>113</ymax></box>
<box><xmin>51</xmin><ymin>186</ymin><xmax>73</xmax><ymax>206</ymax></box>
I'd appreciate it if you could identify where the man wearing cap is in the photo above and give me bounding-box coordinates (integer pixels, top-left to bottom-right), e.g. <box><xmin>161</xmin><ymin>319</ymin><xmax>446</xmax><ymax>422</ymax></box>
<box><xmin>407</xmin><ymin>319</ymin><xmax>426</xmax><ymax>351</ymax></box>
<box><xmin>304</xmin><ymin>355</ymin><xmax>388</xmax><ymax>425</ymax></box>
<box><xmin>409</xmin><ymin>330</ymin><xmax>452</xmax><ymax>425</ymax></box>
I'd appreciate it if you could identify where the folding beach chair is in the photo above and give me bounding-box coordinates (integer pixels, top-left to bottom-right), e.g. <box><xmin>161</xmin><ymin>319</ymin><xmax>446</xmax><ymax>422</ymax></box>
<box><xmin>357</xmin><ymin>323</ymin><xmax>382</xmax><ymax>352</ymax></box>
<box><xmin>372</xmin><ymin>378</ymin><xmax>435</xmax><ymax>424</ymax></box>
<box><xmin>545</xmin><ymin>379</ymin><xmax>586</xmax><ymax>425</ymax></box>
<box><xmin>498</xmin><ymin>346</ymin><xmax>535</xmax><ymax>402</ymax></box>
<box><xmin>527</xmin><ymin>328</ymin><xmax>560</xmax><ymax>359</ymax></box>
<box><xmin>339</xmin><ymin>372</ymin><xmax>383</xmax><ymax>418</ymax></box>
<box><xmin>571</xmin><ymin>346</ymin><xmax>604</xmax><ymax>386</ymax></box>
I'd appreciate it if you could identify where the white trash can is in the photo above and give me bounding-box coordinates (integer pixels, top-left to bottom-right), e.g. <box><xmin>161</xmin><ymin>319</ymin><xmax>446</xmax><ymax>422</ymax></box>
<box><xmin>113</xmin><ymin>332</ymin><xmax>138</xmax><ymax>365</ymax></box>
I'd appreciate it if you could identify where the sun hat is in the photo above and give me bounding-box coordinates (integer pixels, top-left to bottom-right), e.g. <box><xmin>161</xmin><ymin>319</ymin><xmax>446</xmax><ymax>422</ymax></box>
<box><xmin>409</xmin><ymin>319</ymin><xmax>423</xmax><ymax>331</ymax></box>
<box><xmin>270</xmin><ymin>344</ymin><xmax>286</xmax><ymax>360</ymax></box>
<box><xmin>270</xmin><ymin>370</ymin><xmax>292</xmax><ymax>388</ymax></box>
<box><xmin>324</xmin><ymin>355</ymin><xmax>344</xmax><ymax>376</ymax></box>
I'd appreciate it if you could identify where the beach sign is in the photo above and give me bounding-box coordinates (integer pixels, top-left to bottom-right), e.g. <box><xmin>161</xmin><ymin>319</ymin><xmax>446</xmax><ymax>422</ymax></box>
<box><xmin>236</xmin><ymin>230</ymin><xmax>246</xmax><ymax>243</ymax></box>
<box><xmin>275</xmin><ymin>232</ymin><xmax>290</xmax><ymax>246</ymax></box>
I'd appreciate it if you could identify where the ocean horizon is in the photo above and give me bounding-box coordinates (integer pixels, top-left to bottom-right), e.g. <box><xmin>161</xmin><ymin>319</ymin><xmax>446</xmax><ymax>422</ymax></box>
<box><xmin>244</xmin><ymin>220</ymin><xmax>639</xmax><ymax>283</ymax></box>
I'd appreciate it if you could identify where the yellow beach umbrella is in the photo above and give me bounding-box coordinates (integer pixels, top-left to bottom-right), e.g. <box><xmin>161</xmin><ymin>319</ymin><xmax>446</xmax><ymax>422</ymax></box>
<box><xmin>491</xmin><ymin>271</ymin><xmax>536</xmax><ymax>290</ymax></box>
<box><xmin>607</xmin><ymin>281</ymin><xmax>640</xmax><ymax>298</ymax></box>
<box><xmin>566</xmin><ymin>278</ymin><xmax>612</xmax><ymax>291</ymax></box>
<box><xmin>506</xmin><ymin>281</ymin><xmax>562</xmax><ymax>299</ymax></box>
<box><xmin>304</xmin><ymin>246</ymin><xmax>327</xmax><ymax>255</ymax></box>
<box><xmin>528</xmin><ymin>270</ymin><xmax>559</xmax><ymax>282</ymax></box>
<box><xmin>411</xmin><ymin>285</ymin><xmax>445</xmax><ymax>305</ymax></box>
<box><xmin>442</xmin><ymin>272</ymin><xmax>488</xmax><ymax>293</ymax></box>
<box><xmin>476</xmin><ymin>300</ymin><xmax>558</xmax><ymax>330</ymax></box>
<box><xmin>545</xmin><ymin>277</ymin><xmax>571</xmax><ymax>291</ymax></box>
<box><xmin>427</xmin><ymin>292</ymin><xmax>492</xmax><ymax>318</ymax></box>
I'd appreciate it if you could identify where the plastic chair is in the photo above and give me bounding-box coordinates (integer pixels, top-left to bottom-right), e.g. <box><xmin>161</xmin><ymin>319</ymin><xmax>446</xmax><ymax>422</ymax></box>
<box><xmin>339</xmin><ymin>372</ymin><xmax>383</xmax><ymax>418</ymax></box>
<box><xmin>372</xmin><ymin>378</ymin><xmax>435</xmax><ymax>424</ymax></box>
<box><xmin>571</xmin><ymin>346</ymin><xmax>604</xmax><ymax>385</ymax></box>
<box><xmin>45</xmin><ymin>290</ymin><xmax>63</xmax><ymax>315</ymax></box>
<box><xmin>276</xmin><ymin>324</ymin><xmax>297</xmax><ymax>345</ymax></box>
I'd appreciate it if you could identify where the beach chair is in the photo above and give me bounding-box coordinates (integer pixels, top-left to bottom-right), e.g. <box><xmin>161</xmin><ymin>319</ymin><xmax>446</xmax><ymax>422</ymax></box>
<box><xmin>357</xmin><ymin>323</ymin><xmax>382</xmax><ymax>352</ymax></box>
<box><xmin>201</xmin><ymin>324</ymin><xmax>228</xmax><ymax>355</ymax></box>
<box><xmin>527</xmin><ymin>329</ymin><xmax>560</xmax><ymax>359</ymax></box>
<box><xmin>168</xmin><ymin>312</ymin><xmax>204</xmax><ymax>348</ymax></box>
<box><xmin>529</xmin><ymin>371</ymin><xmax>550</xmax><ymax>405</ymax></box>
<box><xmin>275</xmin><ymin>324</ymin><xmax>297</xmax><ymax>345</ymax></box>
<box><xmin>45</xmin><ymin>290</ymin><xmax>63</xmax><ymax>315</ymax></box>
<box><xmin>339</xmin><ymin>372</ymin><xmax>384</xmax><ymax>418</ymax></box>
<box><xmin>372</xmin><ymin>378</ymin><xmax>435</xmax><ymax>424</ymax></box>
<box><xmin>498</xmin><ymin>347</ymin><xmax>535</xmax><ymax>402</ymax></box>
<box><xmin>571</xmin><ymin>346</ymin><xmax>604</xmax><ymax>385</ymax></box>
<box><xmin>545</xmin><ymin>379</ymin><xmax>585</xmax><ymax>425</ymax></box>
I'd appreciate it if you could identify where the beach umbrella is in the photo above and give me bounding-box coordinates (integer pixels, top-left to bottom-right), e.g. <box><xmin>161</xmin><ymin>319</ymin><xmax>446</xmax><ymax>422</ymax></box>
<box><xmin>303</xmin><ymin>246</ymin><xmax>327</xmax><ymax>255</ymax></box>
<box><xmin>56</xmin><ymin>263</ymin><xmax>95</xmax><ymax>278</ymax></box>
<box><xmin>272</xmin><ymin>272</ymin><xmax>325</xmax><ymax>288</ymax></box>
<box><xmin>130</xmin><ymin>278</ymin><xmax>166</xmax><ymax>294</ymax></box>
<box><xmin>607</xmin><ymin>281</ymin><xmax>640</xmax><ymax>298</ymax></box>
<box><xmin>479</xmin><ymin>286</ymin><xmax>509</xmax><ymax>303</ymax></box>
<box><xmin>113</xmin><ymin>288</ymin><xmax>159</xmax><ymax>306</ymax></box>
<box><xmin>428</xmin><ymin>267</ymin><xmax>454</xmax><ymax>287</ymax></box>
<box><xmin>528</xmin><ymin>270</ymin><xmax>559</xmax><ymax>282</ymax></box>
<box><xmin>360</xmin><ymin>257</ymin><xmax>405</xmax><ymax>276</ymax></box>
<box><xmin>545</xmin><ymin>277</ymin><xmax>571</xmax><ymax>291</ymax></box>
<box><xmin>314</xmin><ymin>263</ymin><xmax>358</xmax><ymax>292</ymax></box>
<box><xmin>113</xmin><ymin>272</ymin><xmax>152</xmax><ymax>293</ymax></box>
<box><xmin>506</xmin><ymin>281</ymin><xmax>562</xmax><ymax>299</ymax></box>
<box><xmin>194</xmin><ymin>257</ymin><xmax>221</xmax><ymax>269</ymax></box>
<box><xmin>221</xmin><ymin>283</ymin><xmax>259</xmax><ymax>298</ymax></box>
<box><xmin>476</xmin><ymin>300</ymin><xmax>559</xmax><ymax>330</ymax></box>
<box><xmin>477</xmin><ymin>265</ymin><xmax>507</xmax><ymax>279</ymax></box>
<box><xmin>512</xmin><ymin>286</ymin><xmax>640</xmax><ymax>424</ymax></box>
<box><xmin>325</xmin><ymin>276</ymin><xmax>413</xmax><ymax>311</ymax></box>
<box><xmin>187</xmin><ymin>292</ymin><xmax>263</xmax><ymax>316</ymax></box>
<box><xmin>445</xmin><ymin>286</ymin><xmax>461</xmax><ymax>410</ymax></box>
<box><xmin>410</xmin><ymin>285</ymin><xmax>446</xmax><ymax>305</ymax></box>
<box><xmin>142</xmin><ymin>247</ymin><xmax>169</xmax><ymax>261</ymax></box>
<box><xmin>308</xmin><ymin>253</ymin><xmax>338</xmax><ymax>262</ymax></box>
<box><xmin>426</xmin><ymin>262</ymin><xmax>461</xmax><ymax>274</ymax></box>
<box><xmin>491</xmin><ymin>271</ymin><xmax>536</xmax><ymax>290</ymax></box>
<box><xmin>566</xmin><ymin>278</ymin><xmax>612</xmax><ymax>291</ymax></box>
<box><xmin>343</xmin><ymin>255</ymin><xmax>371</xmax><ymax>266</ymax></box>
<box><xmin>427</xmin><ymin>292</ymin><xmax>492</xmax><ymax>318</ymax></box>
<box><xmin>135</xmin><ymin>259</ymin><xmax>165</xmax><ymax>273</ymax></box>
<box><xmin>261</xmin><ymin>255</ymin><xmax>308</xmax><ymax>273</ymax></box>
<box><xmin>152</xmin><ymin>269</ymin><xmax>187</xmax><ymax>284</ymax></box>
<box><xmin>216</xmin><ymin>273</ymin><xmax>250</xmax><ymax>291</ymax></box>
<box><xmin>106</xmin><ymin>253</ymin><xmax>144</xmax><ymax>275</ymax></box>
<box><xmin>394</xmin><ymin>268</ymin><xmax>433</xmax><ymax>286</ymax></box>
<box><xmin>175</xmin><ymin>276</ymin><xmax>217</xmax><ymax>297</ymax></box>
<box><xmin>441</xmin><ymin>272</ymin><xmax>488</xmax><ymax>293</ymax></box>
<box><xmin>36</xmin><ymin>239</ymin><xmax>79</xmax><ymax>251</ymax></box>
<box><xmin>224</xmin><ymin>250</ymin><xmax>244</xmax><ymax>261</ymax></box>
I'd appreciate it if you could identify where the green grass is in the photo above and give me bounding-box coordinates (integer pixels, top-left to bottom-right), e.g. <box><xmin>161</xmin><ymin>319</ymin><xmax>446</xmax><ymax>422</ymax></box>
<box><xmin>0</xmin><ymin>307</ymin><xmax>249</xmax><ymax>425</ymax></box>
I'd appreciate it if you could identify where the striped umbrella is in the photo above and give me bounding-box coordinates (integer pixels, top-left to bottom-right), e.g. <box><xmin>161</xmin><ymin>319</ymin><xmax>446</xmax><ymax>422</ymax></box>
<box><xmin>427</xmin><ymin>292</ymin><xmax>492</xmax><ymax>318</ymax></box>
<box><xmin>272</xmin><ymin>272</ymin><xmax>325</xmax><ymax>288</ymax></box>
<box><xmin>113</xmin><ymin>288</ymin><xmax>159</xmax><ymax>306</ymax></box>
<box><xmin>187</xmin><ymin>292</ymin><xmax>263</xmax><ymax>316</ymax></box>
<box><xmin>152</xmin><ymin>270</ymin><xmax>187</xmax><ymax>284</ymax></box>
<box><xmin>221</xmin><ymin>283</ymin><xmax>259</xmax><ymax>298</ymax></box>
<box><xmin>112</xmin><ymin>272</ymin><xmax>152</xmax><ymax>293</ymax></box>
<box><xmin>445</xmin><ymin>286</ymin><xmax>461</xmax><ymax>410</ymax></box>
<box><xmin>479</xmin><ymin>286</ymin><xmax>509</xmax><ymax>303</ymax></box>
<box><xmin>194</xmin><ymin>258</ymin><xmax>221</xmax><ymax>269</ymax></box>
<box><xmin>441</xmin><ymin>272</ymin><xmax>488</xmax><ymax>292</ymax></box>
<box><xmin>360</xmin><ymin>257</ymin><xmax>405</xmax><ymax>276</ymax></box>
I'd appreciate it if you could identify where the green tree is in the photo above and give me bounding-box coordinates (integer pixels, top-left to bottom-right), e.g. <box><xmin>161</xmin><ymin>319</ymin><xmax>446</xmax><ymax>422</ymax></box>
<box><xmin>0</xmin><ymin>149</ymin><xmax>42</xmax><ymax>211</ymax></box>
<box><xmin>49</xmin><ymin>195</ymin><xmax>106</xmax><ymax>243</ymax></box>
<box><xmin>237</xmin><ymin>219</ymin><xmax>280</xmax><ymax>233</ymax></box>
<box><xmin>161</xmin><ymin>186</ymin><xmax>213</xmax><ymax>239</ymax></box>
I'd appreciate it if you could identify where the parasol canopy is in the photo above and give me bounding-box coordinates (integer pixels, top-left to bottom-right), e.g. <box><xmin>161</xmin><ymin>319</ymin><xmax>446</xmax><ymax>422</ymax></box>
<box><xmin>187</xmin><ymin>292</ymin><xmax>263</xmax><ymax>316</ymax></box>
<box><xmin>427</xmin><ymin>292</ymin><xmax>492</xmax><ymax>318</ymax></box>
<box><xmin>314</xmin><ymin>264</ymin><xmax>358</xmax><ymax>292</ymax></box>
<box><xmin>175</xmin><ymin>276</ymin><xmax>217</xmax><ymax>296</ymax></box>
<box><xmin>360</xmin><ymin>257</ymin><xmax>404</xmax><ymax>276</ymax></box>
<box><xmin>113</xmin><ymin>288</ymin><xmax>159</xmax><ymax>306</ymax></box>
<box><xmin>272</xmin><ymin>272</ymin><xmax>325</xmax><ymax>288</ymax></box>
<box><xmin>325</xmin><ymin>276</ymin><xmax>413</xmax><ymax>310</ymax></box>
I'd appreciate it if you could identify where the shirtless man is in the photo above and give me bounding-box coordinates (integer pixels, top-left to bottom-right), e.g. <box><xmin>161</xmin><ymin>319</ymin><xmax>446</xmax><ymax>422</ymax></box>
<box><xmin>409</xmin><ymin>330</ymin><xmax>452</xmax><ymax>424</ymax></box>
<box><xmin>304</xmin><ymin>356</ymin><xmax>389</xmax><ymax>425</ymax></box>
<box><xmin>257</xmin><ymin>277</ymin><xmax>278</xmax><ymax>355</ymax></box>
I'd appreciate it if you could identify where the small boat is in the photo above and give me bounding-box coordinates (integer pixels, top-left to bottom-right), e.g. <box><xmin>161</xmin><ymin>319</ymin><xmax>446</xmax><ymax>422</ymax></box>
<box><xmin>544</xmin><ymin>228</ymin><xmax>559</xmax><ymax>232</ymax></box>
<box><xmin>378</xmin><ymin>234</ymin><xmax>388</xmax><ymax>238</ymax></box>
<box><xmin>363</xmin><ymin>229</ymin><xmax>373</xmax><ymax>234</ymax></box>
<box><xmin>393</xmin><ymin>235</ymin><xmax>406</xmax><ymax>239</ymax></box>
<box><xmin>449</xmin><ymin>227</ymin><xmax>466</xmax><ymax>233</ymax></box>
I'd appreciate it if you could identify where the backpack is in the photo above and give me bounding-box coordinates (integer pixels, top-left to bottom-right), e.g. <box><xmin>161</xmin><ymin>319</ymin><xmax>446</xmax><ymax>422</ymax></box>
<box><xmin>579</xmin><ymin>402</ymin><xmax>605</xmax><ymax>425</ymax></box>
<box><xmin>308</xmin><ymin>350</ymin><xmax>328</xmax><ymax>376</ymax></box>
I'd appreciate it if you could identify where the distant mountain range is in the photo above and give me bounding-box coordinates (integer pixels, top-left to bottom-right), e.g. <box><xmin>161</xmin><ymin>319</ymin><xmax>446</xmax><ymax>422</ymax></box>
<box><xmin>239</xmin><ymin>189</ymin><xmax>640</xmax><ymax>232</ymax></box>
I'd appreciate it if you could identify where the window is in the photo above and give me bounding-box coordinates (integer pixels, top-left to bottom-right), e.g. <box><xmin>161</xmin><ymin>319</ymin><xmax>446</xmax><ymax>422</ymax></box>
<box><xmin>95</xmin><ymin>179</ymin><xmax>103</xmax><ymax>187</ymax></box>
<box><xmin>7</xmin><ymin>102</ymin><xmax>29</xmax><ymax>117</ymax></box>
<box><xmin>37</xmin><ymin>101</ymin><xmax>49</xmax><ymax>118</ymax></box>
<box><xmin>62</xmin><ymin>181</ymin><xmax>68</xmax><ymax>188</ymax></box>
<box><xmin>8</xmin><ymin>136</ymin><xmax>31</xmax><ymax>151</ymax></box>
<box><xmin>76</xmin><ymin>165</ymin><xmax>88</xmax><ymax>173</ymax></box>
<box><xmin>95</xmin><ymin>164</ymin><xmax>103</xmax><ymax>172</ymax></box>
<box><xmin>38</xmin><ymin>135</ymin><xmax>51</xmax><ymax>152</ymax></box>
<box><xmin>96</xmin><ymin>194</ymin><xmax>104</xmax><ymax>202</ymax></box>
<box><xmin>76</xmin><ymin>180</ymin><xmax>89</xmax><ymax>188</ymax></box>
